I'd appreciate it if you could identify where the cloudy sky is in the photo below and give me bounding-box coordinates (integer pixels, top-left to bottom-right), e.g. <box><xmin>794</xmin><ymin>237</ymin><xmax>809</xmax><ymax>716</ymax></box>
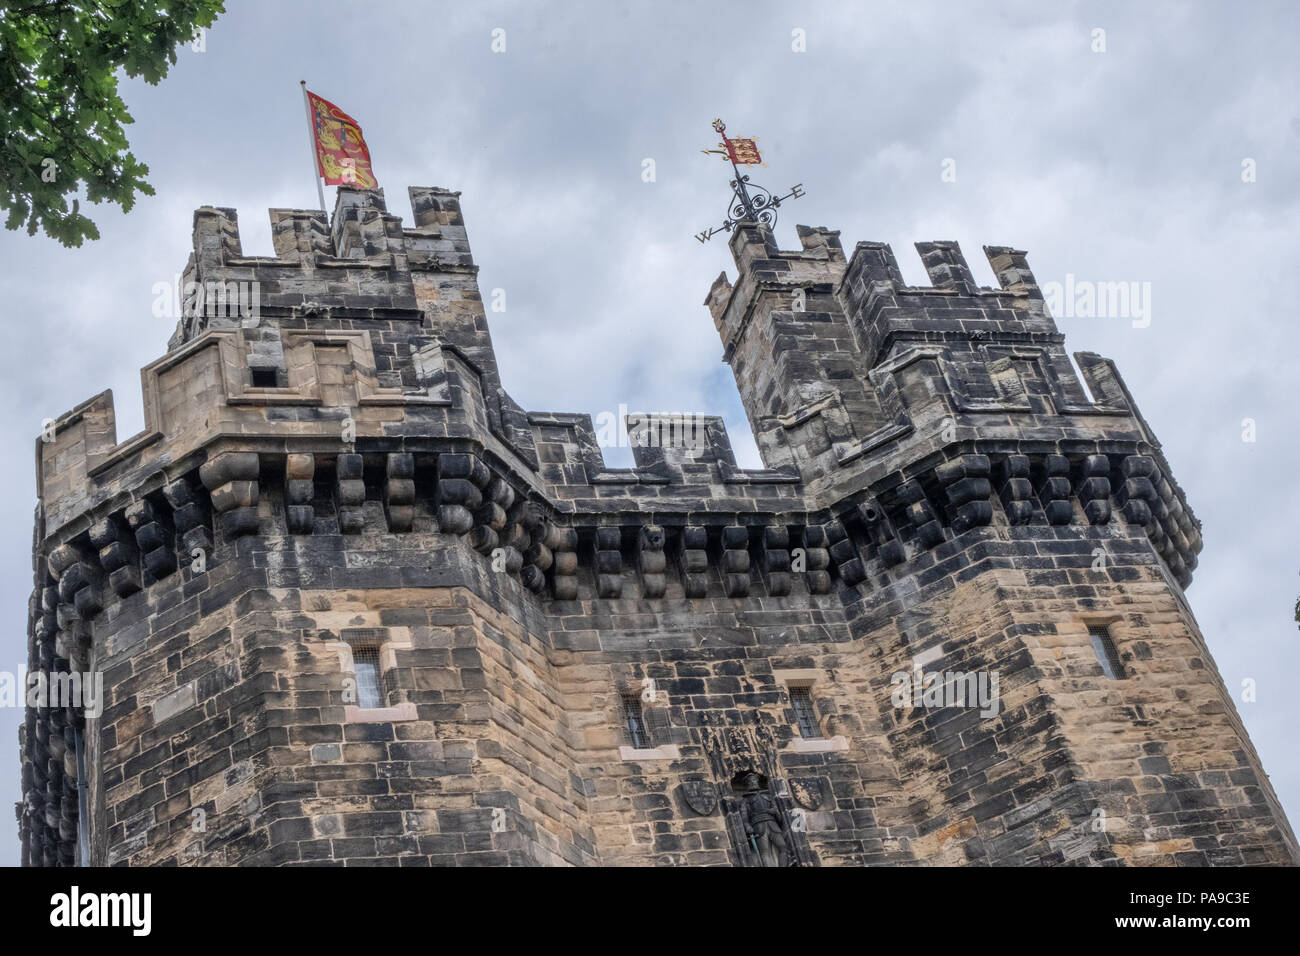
<box><xmin>2</xmin><ymin>0</ymin><xmax>1297</xmax><ymax>865</ymax></box>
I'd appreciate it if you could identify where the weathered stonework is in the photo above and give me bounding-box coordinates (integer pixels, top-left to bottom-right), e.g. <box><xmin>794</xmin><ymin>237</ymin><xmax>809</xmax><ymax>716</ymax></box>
<box><xmin>16</xmin><ymin>186</ymin><xmax>1298</xmax><ymax>867</ymax></box>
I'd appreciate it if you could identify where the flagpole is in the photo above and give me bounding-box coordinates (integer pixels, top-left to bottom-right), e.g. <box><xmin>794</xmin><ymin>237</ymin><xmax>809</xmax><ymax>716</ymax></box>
<box><xmin>300</xmin><ymin>81</ymin><xmax>328</xmax><ymax>214</ymax></box>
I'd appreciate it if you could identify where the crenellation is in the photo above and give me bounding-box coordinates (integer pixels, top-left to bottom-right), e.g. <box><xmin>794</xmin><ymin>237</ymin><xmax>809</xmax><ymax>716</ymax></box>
<box><xmin>268</xmin><ymin>208</ymin><xmax>334</xmax><ymax>263</ymax></box>
<box><xmin>794</xmin><ymin>224</ymin><xmax>846</xmax><ymax>262</ymax></box>
<box><xmin>915</xmin><ymin>241</ymin><xmax>980</xmax><ymax>293</ymax></box>
<box><xmin>983</xmin><ymin>246</ymin><xmax>1044</xmax><ymax>303</ymax></box>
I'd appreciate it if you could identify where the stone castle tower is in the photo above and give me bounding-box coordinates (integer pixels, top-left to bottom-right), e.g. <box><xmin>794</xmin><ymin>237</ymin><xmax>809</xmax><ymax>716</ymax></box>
<box><xmin>18</xmin><ymin>185</ymin><xmax>1297</xmax><ymax>866</ymax></box>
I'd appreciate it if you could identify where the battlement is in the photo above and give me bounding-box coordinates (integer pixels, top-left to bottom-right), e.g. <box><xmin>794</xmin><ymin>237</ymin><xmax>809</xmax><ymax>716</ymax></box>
<box><xmin>197</xmin><ymin>185</ymin><xmax>474</xmax><ymax>269</ymax></box>
<box><xmin>838</xmin><ymin>240</ymin><xmax>1054</xmax><ymax>368</ymax></box>
<box><xmin>710</xmin><ymin>229</ymin><xmax>1051</xmax><ymax>367</ymax></box>
<box><xmin>172</xmin><ymin>186</ymin><xmax>473</xmax><ymax>348</ymax></box>
<box><xmin>34</xmin><ymin>195</ymin><xmax>1202</xmax><ymax>595</ymax></box>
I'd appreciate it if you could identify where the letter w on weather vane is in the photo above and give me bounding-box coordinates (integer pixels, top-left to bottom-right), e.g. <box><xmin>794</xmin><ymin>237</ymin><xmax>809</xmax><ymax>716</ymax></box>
<box><xmin>694</xmin><ymin>118</ymin><xmax>805</xmax><ymax>243</ymax></box>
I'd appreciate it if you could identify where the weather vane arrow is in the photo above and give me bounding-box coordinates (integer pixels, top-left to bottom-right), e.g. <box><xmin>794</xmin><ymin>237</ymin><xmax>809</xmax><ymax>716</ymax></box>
<box><xmin>695</xmin><ymin>118</ymin><xmax>805</xmax><ymax>243</ymax></box>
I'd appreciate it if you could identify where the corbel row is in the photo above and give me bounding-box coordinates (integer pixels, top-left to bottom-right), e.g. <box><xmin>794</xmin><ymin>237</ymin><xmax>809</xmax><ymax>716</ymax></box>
<box><xmin>32</xmin><ymin>447</ymin><xmax>1205</xmax><ymax>624</ymax></box>
<box><xmin>1113</xmin><ymin>454</ymin><xmax>1201</xmax><ymax>587</ymax></box>
<box><xmin>565</xmin><ymin>521</ymin><xmax>845</xmax><ymax>601</ymax></box>
<box><xmin>23</xmin><ymin>563</ymin><xmax>87</xmax><ymax>866</ymax></box>
<box><xmin>685</xmin><ymin>449</ymin><xmax>1200</xmax><ymax>602</ymax></box>
<box><xmin>20</xmin><ymin>446</ymin><xmax>561</xmax><ymax>863</ymax></box>
<box><xmin>192</xmin><ymin>449</ymin><xmax>575</xmax><ymax>597</ymax></box>
<box><xmin>876</xmin><ymin>449</ymin><xmax>1200</xmax><ymax>587</ymax></box>
<box><xmin>435</xmin><ymin>451</ymin><xmax>564</xmax><ymax>596</ymax></box>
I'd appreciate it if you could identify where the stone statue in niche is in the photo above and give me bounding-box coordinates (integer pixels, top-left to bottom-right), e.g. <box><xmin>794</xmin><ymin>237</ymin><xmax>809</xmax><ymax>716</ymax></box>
<box><xmin>736</xmin><ymin>769</ymin><xmax>793</xmax><ymax>867</ymax></box>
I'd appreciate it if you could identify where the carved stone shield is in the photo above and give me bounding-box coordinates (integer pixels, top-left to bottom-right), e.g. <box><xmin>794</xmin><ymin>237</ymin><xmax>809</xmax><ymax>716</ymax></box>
<box><xmin>682</xmin><ymin>779</ymin><xmax>717</xmax><ymax>816</ymax></box>
<box><xmin>789</xmin><ymin>777</ymin><xmax>825</xmax><ymax>811</ymax></box>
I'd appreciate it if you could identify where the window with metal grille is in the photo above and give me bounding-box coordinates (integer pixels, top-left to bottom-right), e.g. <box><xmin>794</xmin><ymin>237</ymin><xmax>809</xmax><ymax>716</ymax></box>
<box><xmin>249</xmin><ymin>367</ymin><xmax>279</xmax><ymax>388</ymax></box>
<box><xmin>1089</xmin><ymin>625</ymin><xmax>1125</xmax><ymax>680</ymax></box>
<box><xmin>621</xmin><ymin>694</ymin><xmax>652</xmax><ymax>749</ymax></box>
<box><xmin>790</xmin><ymin>685</ymin><xmax>821</xmax><ymax>738</ymax></box>
<box><xmin>351</xmin><ymin>645</ymin><xmax>384</xmax><ymax>709</ymax></box>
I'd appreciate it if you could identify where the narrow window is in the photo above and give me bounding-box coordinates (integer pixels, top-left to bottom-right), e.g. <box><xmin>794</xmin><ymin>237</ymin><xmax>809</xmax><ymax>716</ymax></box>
<box><xmin>1089</xmin><ymin>625</ymin><xmax>1125</xmax><ymax>680</ymax></box>
<box><xmin>621</xmin><ymin>694</ymin><xmax>652</xmax><ymax>749</ymax></box>
<box><xmin>351</xmin><ymin>645</ymin><xmax>384</xmax><ymax>709</ymax></box>
<box><xmin>250</xmin><ymin>367</ymin><xmax>279</xmax><ymax>388</ymax></box>
<box><xmin>74</xmin><ymin>728</ymin><xmax>89</xmax><ymax>866</ymax></box>
<box><xmin>790</xmin><ymin>686</ymin><xmax>821</xmax><ymax>739</ymax></box>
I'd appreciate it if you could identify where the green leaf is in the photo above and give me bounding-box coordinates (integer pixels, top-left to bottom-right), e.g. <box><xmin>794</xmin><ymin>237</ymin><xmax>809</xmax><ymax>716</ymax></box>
<box><xmin>0</xmin><ymin>0</ymin><xmax>226</xmax><ymax>245</ymax></box>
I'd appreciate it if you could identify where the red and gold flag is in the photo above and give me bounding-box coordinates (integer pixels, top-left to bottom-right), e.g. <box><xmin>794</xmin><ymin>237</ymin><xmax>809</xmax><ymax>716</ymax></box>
<box><xmin>306</xmin><ymin>90</ymin><xmax>378</xmax><ymax>189</ymax></box>
<box><xmin>724</xmin><ymin>136</ymin><xmax>762</xmax><ymax>165</ymax></box>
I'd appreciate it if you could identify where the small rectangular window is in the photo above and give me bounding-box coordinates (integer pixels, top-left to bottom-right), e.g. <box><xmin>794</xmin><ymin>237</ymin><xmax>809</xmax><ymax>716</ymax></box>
<box><xmin>621</xmin><ymin>694</ymin><xmax>652</xmax><ymax>749</ymax></box>
<box><xmin>1089</xmin><ymin>625</ymin><xmax>1125</xmax><ymax>680</ymax></box>
<box><xmin>351</xmin><ymin>646</ymin><xmax>384</xmax><ymax>709</ymax></box>
<box><xmin>790</xmin><ymin>686</ymin><xmax>821</xmax><ymax>739</ymax></box>
<box><xmin>250</xmin><ymin>367</ymin><xmax>279</xmax><ymax>388</ymax></box>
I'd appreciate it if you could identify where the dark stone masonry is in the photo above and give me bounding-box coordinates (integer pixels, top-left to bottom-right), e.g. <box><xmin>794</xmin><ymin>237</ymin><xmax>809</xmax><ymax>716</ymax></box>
<box><xmin>17</xmin><ymin>185</ymin><xmax>1298</xmax><ymax>866</ymax></box>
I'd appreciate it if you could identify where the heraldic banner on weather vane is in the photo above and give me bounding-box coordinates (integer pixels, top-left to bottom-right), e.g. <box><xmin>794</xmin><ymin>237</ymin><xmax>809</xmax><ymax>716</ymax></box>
<box><xmin>695</xmin><ymin>118</ymin><xmax>805</xmax><ymax>243</ymax></box>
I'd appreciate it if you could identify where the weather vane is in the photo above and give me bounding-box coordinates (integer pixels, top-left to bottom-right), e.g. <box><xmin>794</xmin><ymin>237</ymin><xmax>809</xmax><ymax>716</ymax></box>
<box><xmin>695</xmin><ymin>118</ymin><xmax>805</xmax><ymax>243</ymax></box>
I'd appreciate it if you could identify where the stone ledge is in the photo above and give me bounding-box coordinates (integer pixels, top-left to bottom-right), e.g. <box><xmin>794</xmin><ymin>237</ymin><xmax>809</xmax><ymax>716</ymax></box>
<box><xmin>344</xmin><ymin>702</ymin><xmax>417</xmax><ymax>724</ymax></box>
<box><xmin>618</xmin><ymin>744</ymin><xmax>681</xmax><ymax>762</ymax></box>
<box><xmin>787</xmin><ymin>735</ymin><xmax>848</xmax><ymax>754</ymax></box>
<box><xmin>772</xmin><ymin>668</ymin><xmax>823</xmax><ymax>685</ymax></box>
